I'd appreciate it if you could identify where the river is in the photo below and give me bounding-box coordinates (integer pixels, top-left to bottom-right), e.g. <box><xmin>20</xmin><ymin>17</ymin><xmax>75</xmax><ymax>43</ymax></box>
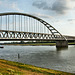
<box><xmin>0</xmin><ymin>45</ymin><xmax>75</xmax><ymax>73</ymax></box>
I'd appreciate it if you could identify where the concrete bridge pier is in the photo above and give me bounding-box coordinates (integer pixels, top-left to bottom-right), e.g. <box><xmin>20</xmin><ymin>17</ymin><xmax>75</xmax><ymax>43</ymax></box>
<box><xmin>56</xmin><ymin>41</ymin><xmax>68</xmax><ymax>48</ymax></box>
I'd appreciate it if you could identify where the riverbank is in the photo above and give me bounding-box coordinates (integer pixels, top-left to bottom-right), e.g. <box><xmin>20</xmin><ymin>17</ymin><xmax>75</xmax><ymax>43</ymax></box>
<box><xmin>0</xmin><ymin>43</ymin><xmax>56</xmax><ymax>46</ymax></box>
<box><xmin>1</xmin><ymin>42</ymin><xmax>75</xmax><ymax>46</ymax></box>
<box><xmin>0</xmin><ymin>59</ymin><xmax>74</xmax><ymax>75</ymax></box>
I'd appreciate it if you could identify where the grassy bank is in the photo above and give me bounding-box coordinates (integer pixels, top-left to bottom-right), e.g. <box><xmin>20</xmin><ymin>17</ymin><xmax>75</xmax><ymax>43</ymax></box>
<box><xmin>1</xmin><ymin>42</ymin><xmax>75</xmax><ymax>46</ymax></box>
<box><xmin>0</xmin><ymin>59</ymin><xmax>74</xmax><ymax>75</ymax></box>
<box><xmin>2</xmin><ymin>43</ymin><xmax>56</xmax><ymax>46</ymax></box>
<box><xmin>68</xmin><ymin>42</ymin><xmax>75</xmax><ymax>45</ymax></box>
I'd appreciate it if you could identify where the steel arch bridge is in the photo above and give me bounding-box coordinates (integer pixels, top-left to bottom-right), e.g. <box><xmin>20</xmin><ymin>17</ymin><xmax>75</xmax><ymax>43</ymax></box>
<box><xmin>0</xmin><ymin>12</ymin><xmax>67</xmax><ymax>41</ymax></box>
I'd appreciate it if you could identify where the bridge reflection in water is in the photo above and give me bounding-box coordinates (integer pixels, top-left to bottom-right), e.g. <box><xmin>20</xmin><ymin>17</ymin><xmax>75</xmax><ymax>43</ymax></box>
<box><xmin>0</xmin><ymin>12</ymin><xmax>75</xmax><ymax>47</ymax></box>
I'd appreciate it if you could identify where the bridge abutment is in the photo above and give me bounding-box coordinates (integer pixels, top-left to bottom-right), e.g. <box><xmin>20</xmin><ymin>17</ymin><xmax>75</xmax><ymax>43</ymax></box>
<box><xmin>56</xmin><ymin>41</ymin><xmax>68</xmax><ymax>48</ymax></box>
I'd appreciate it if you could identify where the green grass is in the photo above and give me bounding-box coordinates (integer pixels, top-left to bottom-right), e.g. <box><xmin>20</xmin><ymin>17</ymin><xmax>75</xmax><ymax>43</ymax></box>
<box><xmin>0</xmin><ymin>67</ymin><xmax>22</xmax><ymax>75</ymax></box>
<box><xmin>3</xmin><ymin>43</ymin><xmax>56</xmax><ymax>46</ymax></box>
<box><xmin>68</xmin><ymin>42</ymin><xmax>75</xmax><ymax>45</ymax></box>
<box><xmin>0</xmin><ymin>59</ymin><xmax>74</xmax><ymax>75</ymax></box>
<box><xmin>3</xmin><ymin>42</ymin><xmax>75</xmax><ymax>46</ymax></box>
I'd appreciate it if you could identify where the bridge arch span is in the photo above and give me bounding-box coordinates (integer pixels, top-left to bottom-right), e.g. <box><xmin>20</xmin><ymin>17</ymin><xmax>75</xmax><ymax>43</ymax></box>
<box><xmin>0</xmin><ymin>12</ymin><xmax>66</xmax><ymax>40</ymax></box>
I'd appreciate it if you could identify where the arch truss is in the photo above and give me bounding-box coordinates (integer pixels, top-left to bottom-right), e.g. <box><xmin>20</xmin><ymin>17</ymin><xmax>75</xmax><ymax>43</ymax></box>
<box><xmin>0</xmin><ymin>12</ymin><xmax>66</xmax><ymax>41</ymax></box>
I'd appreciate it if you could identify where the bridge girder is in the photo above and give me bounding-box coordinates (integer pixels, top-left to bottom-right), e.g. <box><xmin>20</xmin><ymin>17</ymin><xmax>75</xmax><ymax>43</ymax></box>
<box><xmin>0</xmin><ymin>30</ymin><xmax>63</xmax><ymax>41</ymax></box>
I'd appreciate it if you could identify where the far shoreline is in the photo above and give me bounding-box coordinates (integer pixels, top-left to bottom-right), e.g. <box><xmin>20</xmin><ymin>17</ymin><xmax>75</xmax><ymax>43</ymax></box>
<box><xmin>0</xmin><ymin>42</ymin><xmax>75</xmax><ymax>46</ymax></box>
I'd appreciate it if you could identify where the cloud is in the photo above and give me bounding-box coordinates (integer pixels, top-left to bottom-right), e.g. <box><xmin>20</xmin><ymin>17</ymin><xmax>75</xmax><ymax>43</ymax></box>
<box><xmin>67</xmin><ymin>19</ymin><xmax>75</xmax><ymax>24</ymax></box>
<box><xmin>33</xmin><ymin>1</ymin><xmax>51</xmax><ymax>10</ymax></box>
<box><xmin>0</xmin><ymin>0</ymin><xmax>24</xmax><ymax>12</ymax></box>
<box><xmin>33</xmin><ymin>0</ymin><xmax>74</xmax><ymax>14</ymax></box>
<box><xmin>68</xmin><ymin>19</ymin><xmax>75</xmax><ymax>21</ymax></box>
<box><xmin>51</xmin><ymin>0</ymin><xmax>70</xmax><ymax>14</ymax></box>
<box><xmin>31</xmin><ymin>13</ymin><xmax>53</xmax><ymax>18</ymax></box>
<box><xmin>71</xmin><ymin>0</ymin><xmax>75</xmax><ymax>1</ymax></box>
<box><xmin>0</xmin><ymin>1</ymin><xmax>2</xmax><ymax>4</ymax></box>
<box><xmin>10</xmin><ymin>2</ymin><xmax>24</xmax><ymax>12</ymax></box>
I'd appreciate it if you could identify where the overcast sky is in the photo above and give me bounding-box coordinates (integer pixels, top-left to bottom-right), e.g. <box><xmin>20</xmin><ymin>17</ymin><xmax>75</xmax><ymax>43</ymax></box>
<box><xmin>0</xmin><ymin>0</ymin><xmax>75</xmax><ymax>36</ymax></box>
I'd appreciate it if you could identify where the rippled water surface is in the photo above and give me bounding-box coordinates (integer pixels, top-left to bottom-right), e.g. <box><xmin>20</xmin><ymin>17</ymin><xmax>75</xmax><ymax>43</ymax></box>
<box><xmin>0</xmin><ymin>45</ymin><xmax>75</xmax><ymax>73</ymax></box>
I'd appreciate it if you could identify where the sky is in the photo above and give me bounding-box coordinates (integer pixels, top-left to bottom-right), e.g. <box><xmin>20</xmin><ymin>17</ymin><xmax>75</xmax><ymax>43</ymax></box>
<box><xmin>0</xmin><ymin>0</ymin><xmax>75</xmax><ymax>36</ymax></box>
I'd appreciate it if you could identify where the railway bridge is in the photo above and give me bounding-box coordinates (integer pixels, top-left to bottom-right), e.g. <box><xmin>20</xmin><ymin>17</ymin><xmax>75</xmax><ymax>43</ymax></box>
<box><xmin>0</xmin><ymin>12</ymin><xmax>75</xmax><ymax>47</ymax></box>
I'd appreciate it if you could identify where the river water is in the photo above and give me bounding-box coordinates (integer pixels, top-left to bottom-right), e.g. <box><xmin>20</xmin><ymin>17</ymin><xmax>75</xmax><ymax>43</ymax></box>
<box><xmin>0</xmin><ymin>45</ymin><xmax>75</xmax><ymax>73</ymax></box>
